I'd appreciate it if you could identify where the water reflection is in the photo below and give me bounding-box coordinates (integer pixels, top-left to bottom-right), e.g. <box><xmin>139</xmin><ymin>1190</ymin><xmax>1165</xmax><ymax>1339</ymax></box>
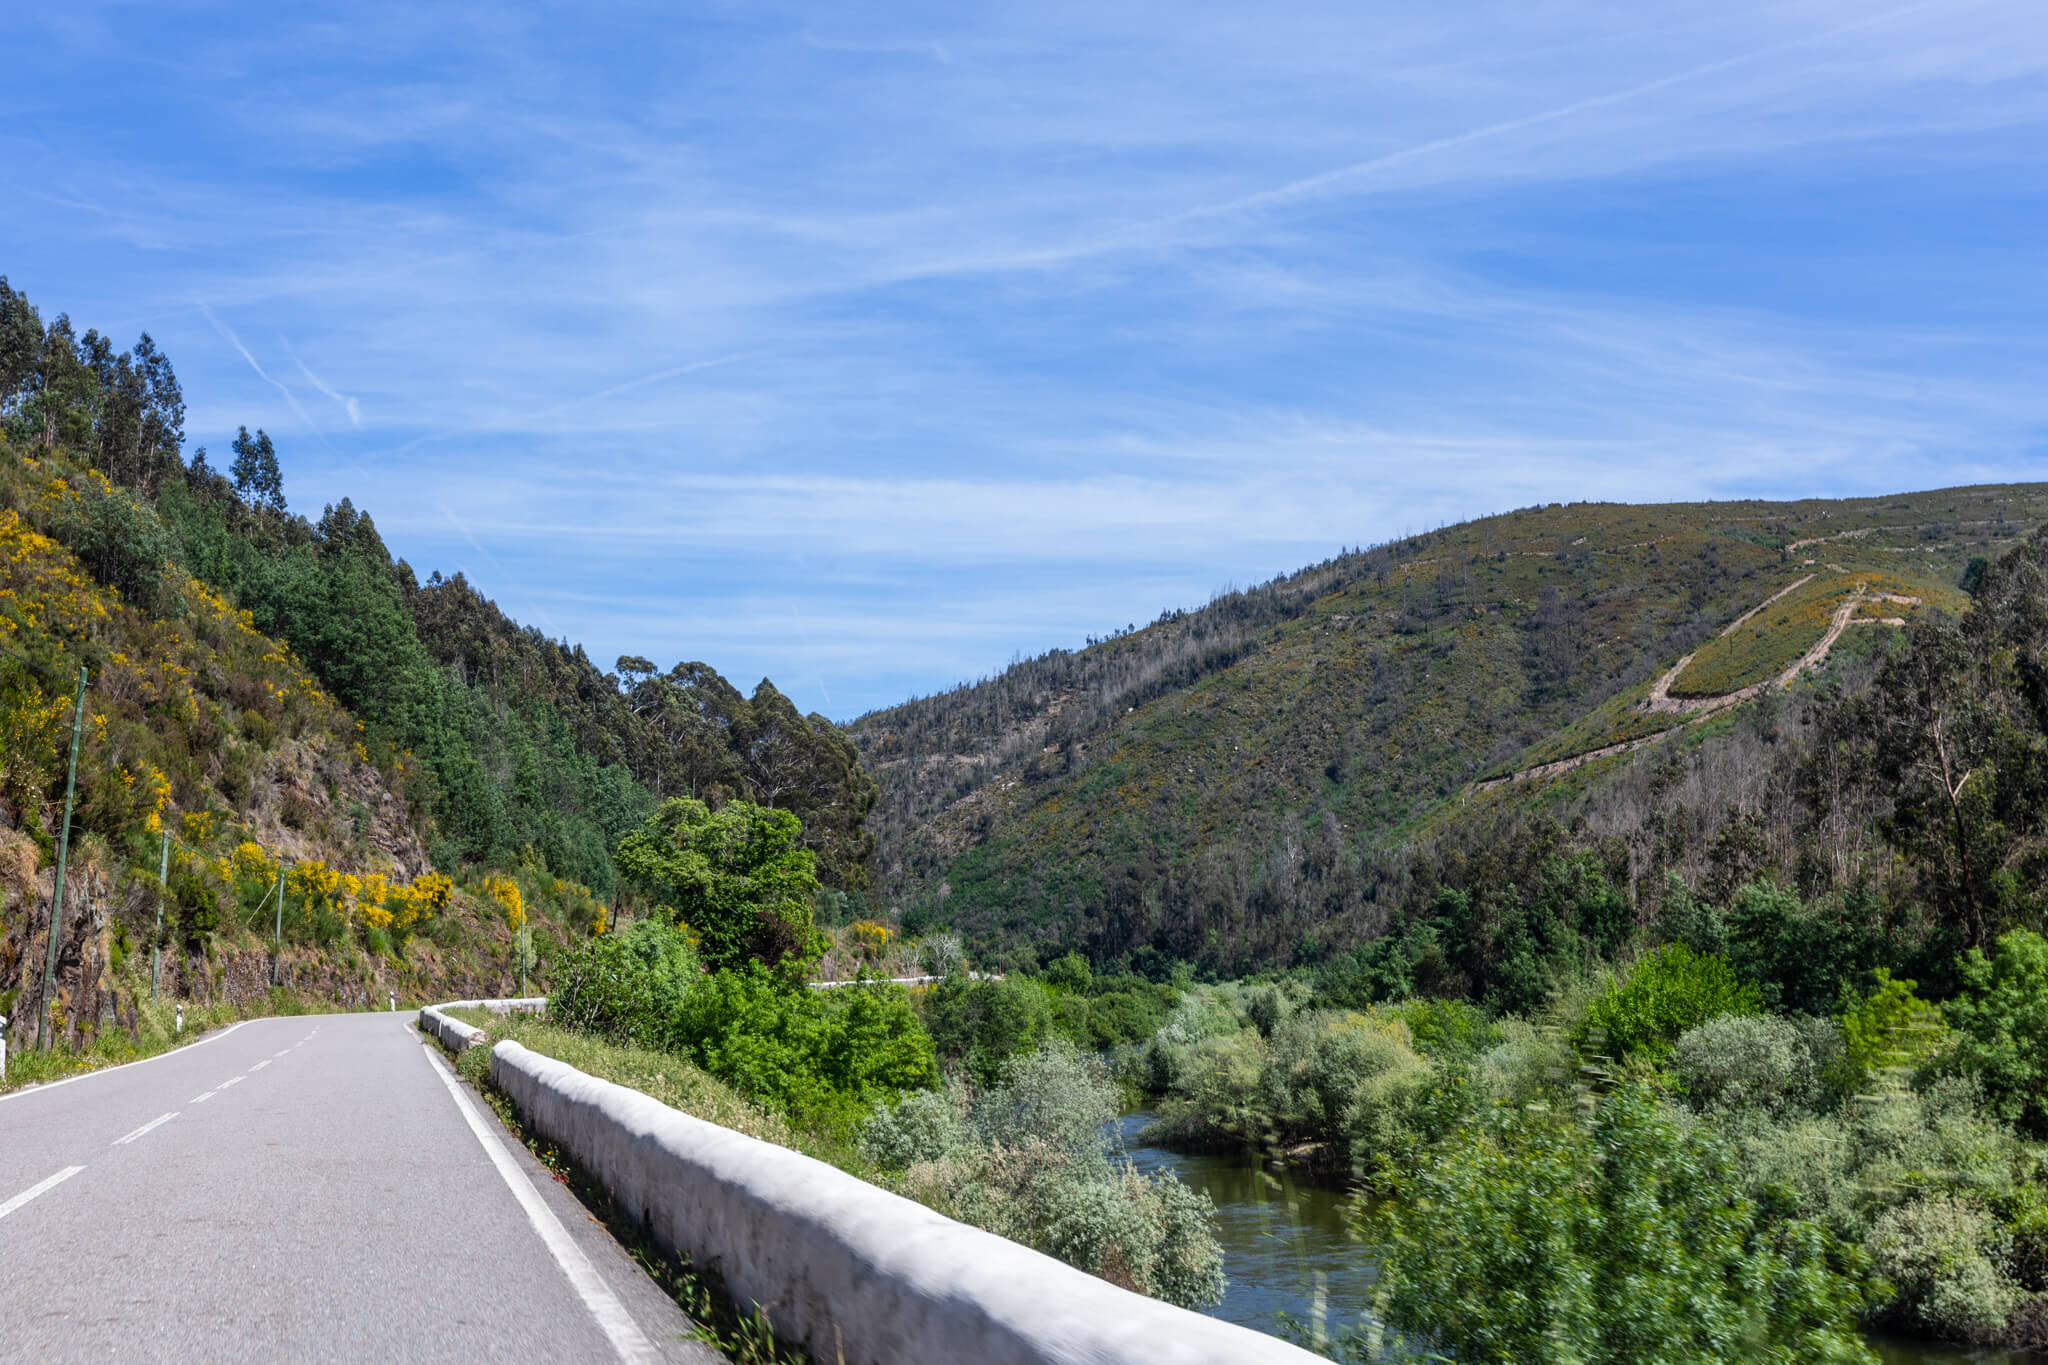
<box><xmin>1115</xmin><ymin>1113</ymin><xmax>1379</xmax><ymax>1339</ymax></box>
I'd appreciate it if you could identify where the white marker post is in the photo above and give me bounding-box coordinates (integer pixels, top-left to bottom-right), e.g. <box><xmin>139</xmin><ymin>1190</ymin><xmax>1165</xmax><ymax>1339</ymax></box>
<box><xmin>1</xmin><ymin>1013</ymin><xmax>8</xmax><ymax>1082</ymax></box>
<box><xmin>388</xmin><ymin>992</ymin><xmax>395</xmax><ymax>1012</ymax></box>
<box><xmin>174</xmin><ymin>1004</ymin><xmax>182</xmax><ymax>1037</ymax></box>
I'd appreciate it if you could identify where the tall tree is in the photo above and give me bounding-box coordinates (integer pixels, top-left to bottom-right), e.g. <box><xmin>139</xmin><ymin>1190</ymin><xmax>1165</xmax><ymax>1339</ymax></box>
<box><xmin>230</xmin><ymin>425</ymin><xmax>286</xmax><ymax>512</ymax></box>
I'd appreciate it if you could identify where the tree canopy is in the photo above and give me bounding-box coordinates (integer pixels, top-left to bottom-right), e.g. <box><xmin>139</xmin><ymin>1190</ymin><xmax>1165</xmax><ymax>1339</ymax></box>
<box><xmin>616</xmin><ymin>797</ymin><xmax>827</xmax><ymax>976</ymax></box>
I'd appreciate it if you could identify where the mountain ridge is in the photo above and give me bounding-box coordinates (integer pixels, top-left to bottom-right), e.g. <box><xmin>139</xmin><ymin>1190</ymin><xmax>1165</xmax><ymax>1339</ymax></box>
<box><xmin>852</xmin><ymin>483</ymin><xmax>2048</xmax><ymax>971</ymax></box>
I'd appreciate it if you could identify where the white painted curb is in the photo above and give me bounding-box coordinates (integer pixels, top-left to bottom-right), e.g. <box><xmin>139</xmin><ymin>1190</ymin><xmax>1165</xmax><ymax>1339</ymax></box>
<box><xmin>423</xmin><ymin>998</ymin><xmax>1324</xmax><ymax>1364</ymax></box>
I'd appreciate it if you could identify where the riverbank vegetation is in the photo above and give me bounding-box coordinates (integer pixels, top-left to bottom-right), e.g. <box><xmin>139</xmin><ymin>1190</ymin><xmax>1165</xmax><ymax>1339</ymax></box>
<box><xmin>545</xmin><ymin>940</ymin><xmax>1227</xmax><ymax>1308</ymax></box>
<box><xmin>1122</xmin><ymin>928</ymin><xmax>2048</xmax><ymax>1358</ymax></box>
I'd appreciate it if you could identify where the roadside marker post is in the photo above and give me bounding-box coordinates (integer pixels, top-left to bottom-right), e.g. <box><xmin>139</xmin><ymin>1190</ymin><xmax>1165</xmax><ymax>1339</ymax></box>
<box><xmin>1</xmin><ymin>1013</ymin><xmax>8</xmax><ymax>1081</ymax></box>
<box><xmin>270</xmin><ymin>865</ymin><xmax>285</xmax><ymax>988</ymax></box>
<box><xmin>174</xmin><ymin>1004</ymin><xmax>182</xmax><ymax>1036</ymax></box>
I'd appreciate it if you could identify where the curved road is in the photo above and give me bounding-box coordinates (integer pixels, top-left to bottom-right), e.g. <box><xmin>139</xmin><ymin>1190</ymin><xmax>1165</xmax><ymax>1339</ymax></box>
<box><xmin>0</xmin><ymin>1012</ymin><xmax>719</xmax><ymax>1363</ymax></box>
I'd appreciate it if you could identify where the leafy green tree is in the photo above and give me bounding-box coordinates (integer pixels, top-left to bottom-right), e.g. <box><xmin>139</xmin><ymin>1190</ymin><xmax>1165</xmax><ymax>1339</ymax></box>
<box><xmin>1370</xmin><ymin>1087</ymin><xmax>1876</xmax><ymax>1364</ymax></box>
<box><xmin>229</xmin><ymin>425</ymin><xmax>285</xmax><ymax>512</ymax></box>
<box><xmin>1945</xmin><ymin>929</ymin><xmax>2048</xmax><ymax>1136</ymax></box>
<box><xmin>615</xmin><ymin>797</ymin><xmax>826</xmax><ymax>975</ymax></box>
<box><xmin>918</xmin><ymin>975</ymin><xmax>1056</xmax><ymax>1086</ymax></box>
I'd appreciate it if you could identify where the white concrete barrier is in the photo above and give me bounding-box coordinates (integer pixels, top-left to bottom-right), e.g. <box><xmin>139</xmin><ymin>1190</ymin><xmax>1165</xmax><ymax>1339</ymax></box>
<box><xmin>489</xmin><ymin>1038</ymin><xmax>1325</xmax><ymax>1365</ymax></box>
<box><xmin>416</xmin><ymin>997</ymin><xmax>545</xmax><ymax>1053</ymax></box>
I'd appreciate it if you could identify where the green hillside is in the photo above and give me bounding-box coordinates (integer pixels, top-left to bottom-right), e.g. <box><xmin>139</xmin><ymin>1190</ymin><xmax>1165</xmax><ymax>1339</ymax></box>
<box><xmin>0</xmin><ymin>276</ymin><xmax>870</xmax><ymax>1056</ymax></box>
<box><xmin>853</xmin><ymin>487</ymin><xmax>2045</xmax><ymax>972</ymax></box>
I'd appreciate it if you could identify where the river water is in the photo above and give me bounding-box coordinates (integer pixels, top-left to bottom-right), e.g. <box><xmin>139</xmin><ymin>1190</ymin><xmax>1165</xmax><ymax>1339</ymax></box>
<box><xmin>1115</xmin><ymin>1113</ymin><xmax>2045</xmax><ymax>1363</ymax></box>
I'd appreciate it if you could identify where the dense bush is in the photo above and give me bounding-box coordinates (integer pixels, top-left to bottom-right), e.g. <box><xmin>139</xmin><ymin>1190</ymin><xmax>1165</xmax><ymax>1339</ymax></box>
<box><xmin>879</xmin><ymin>1041</ymin><xmax>1226</xmax><ymax>1311</ymax></box>
<box><xmin>615</xmin><ymin>797</ymin><xmax>827</xmax><ymax>977</ymax></box>
<box><xmin>546</xmin><ymin>918</ymin><xmax>700</xmax><ymax>1048</ymax></box>
<box><xmin>918</xmin><ymin>975</ymin><xmax>1056</xmax><ymax>1086</ymax></box>
<box><xmin>858</xmin><ymin>1086</ymin><xmax>969</xmax><ymax>1169</ymax></box>
<box><xmin>671</xmin><ymin>967</ymin><xmax>935</xmax><ymax>1131</ymax></box>
<box><xmin>1573</xmin><ymin>943</ymin><xmax>1760</xmax><ymax>1064</ymax></box>
<box><xmin>1945</xmin><ymin>929</ymin><xmax>2048</xmax><ymax>1137</ymax></box>
<box><xmin>1674</xmin><ymin>1012</ymin><xmax>1840</xmax><ymax>1115</ymax></box>
<box><xmin>1370</xmin><ymin>1087</ymin><xmax>1877</xmax><ymax>1364</ymax></box>
<box><xmin>1868</xmin><ymin>1195</ymin><xmax>2026</xmax><ymax>1343</ymax></box>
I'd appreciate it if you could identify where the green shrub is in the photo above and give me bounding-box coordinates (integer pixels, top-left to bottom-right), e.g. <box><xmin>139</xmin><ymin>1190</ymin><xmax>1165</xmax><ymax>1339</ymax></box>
<box><xmin>1155</xmin><ymin>1027</ymin><xmax>1270</xmax><ymax>1148</ymax></box>
<box><xmin>1245</xmin><ymin>984</ymin><xmax>1288</xmax><ymax>1037</ymax></box>
<box><xmin>1573</xmin><ymin>943</ymin><xmax>1759</xmax><ymax>1065</ymax></box>
<box><xmin>1471</xmin><ymin>1019</ymin><xmax>1578</xmax><ymax>1108</ymax></box>
<box><xmin>1674</xmin><ymin>1012</ymin><xmax>1840</xmax><ymax>1115</ymax></box>
<box><xmin>1945</xmin><ymin>929</ymin><xmax>2048</xmax><ymax>1137</ymax></box>
<box><xmin>1369</xmin><ymin>1087</ymin><xmax>1876</xmax><ymax>1364</ymax></box>
<box><xmin>671</xmin><ymin>967</ymin><xmax>936</xmax><ymax>1132</ymax></box>
<box><xmin>1868</xmin><ymin>1195</ymin><xmax>2024</xmax><ymax>1342</ymax></box>
<box><xmin>859</xmin><ymin>1087</ymin><xmax>969</xmax><ymax>1170</ymax></box>
<box><xmin>1270</xmin><ymin>1008</ymin><xmax>1420</xmax><ymax>1145</ymax></box>
<box><xmin>918</xmin><ymin>975</ymin><xmax>1056</xmax><ymax>1087</ymax></box>
<box><xmin>1060</xmin><ymin>984</ymin><xmax>1174</xmax><ymax>1050</ymax></box>
<box><xmin>896</xmin><ymin>1039</ymin><xmax>1227</xmax><ymax>1312</ymax></box>
<box><xmin>1836</xmin><ymin>968</ymin><xmax>1947</xmax><ymax>1095</ymax></box>
<box><xmin>547</xmin><ymin>918</ymin><xmax>701</xmax><ymax>1048</ymax></box>
<box><xmin>613</xmin><ymin>797</ymin><xmax>826</xmax><ymax>977</ymax></box>
<box><xmin>1140</xmin><ymin>988</ymin><xmax>1247</xmax><ymax>1092</ymax></box>
<box><xmin>971</xmin><ymin>1038</ymin><xmax>1119</xmax><ymax>1160</ymax></box>
<box><xmin>1397</xmin><ymin>996</ymin><xmax>1497</xmax><ymax>1058</ymax></box>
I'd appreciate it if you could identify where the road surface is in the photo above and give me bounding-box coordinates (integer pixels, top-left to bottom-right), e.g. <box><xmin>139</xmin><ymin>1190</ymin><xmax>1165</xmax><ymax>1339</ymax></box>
<box><xmin>0</xmin><ymin>1011</ymin><xmax>720</xmax><ymax>1363</ymax></box>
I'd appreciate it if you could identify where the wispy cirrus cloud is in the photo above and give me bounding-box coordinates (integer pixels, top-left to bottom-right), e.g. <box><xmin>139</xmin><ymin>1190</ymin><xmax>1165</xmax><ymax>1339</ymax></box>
<box><xmin>4</xmin><ymin>0</ymin><xmax>2046</xmax><ymax>715</ymax></box>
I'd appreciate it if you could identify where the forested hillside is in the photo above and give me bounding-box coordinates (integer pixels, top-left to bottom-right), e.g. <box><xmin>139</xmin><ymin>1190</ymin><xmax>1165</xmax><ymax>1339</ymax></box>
<box><xmin>854</xmin><ymin>486</ymin><xmax>2048</xmax><ymax>979</ymax></box>
<box><xmin>0</xmin><ymin>276</ymin><xmax>870</xmax><ymax>1048</ymax></box>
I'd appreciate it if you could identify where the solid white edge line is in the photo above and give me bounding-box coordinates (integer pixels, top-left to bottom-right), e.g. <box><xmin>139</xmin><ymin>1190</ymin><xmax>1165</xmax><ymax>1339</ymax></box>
<box><xmin>0</xmin><ymin>1021</ymin><xmax>250</xmax><ymax>1107</ymax></box>
<box><xmin>0</xmin><ymin>1165</ymin><xmax>85</xmax><ymax>1221</ymax></box>
<box><xmin>419</xmin><ymin>1042</ymin><xmax>660</xmax><ymax>1364</ymax></box>
<box><xmin>113</xmin><ymin>1112</ymin><xmax>178</xmax><ymax>1146</ymax></box>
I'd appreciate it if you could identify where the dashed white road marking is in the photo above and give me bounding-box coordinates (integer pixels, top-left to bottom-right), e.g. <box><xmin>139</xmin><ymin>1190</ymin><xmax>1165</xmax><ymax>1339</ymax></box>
<box><xmin>217</xmin><ymin>1076</ymin><xmax>244</xmax><ymax>1090</ymax></box>
<box><xmin>0</xmin><ymin>1021</ymin><xmax>249</xmax><ymax>1107</ymax></box>
<box><xmin>113</xmin><ymin>1112</ymin><xmax>178</xmax><ymax>1146</ymax></box>
<box><xmin>419</xmin><ymin>1044</ymin><xmax>659</xmax><ymax>1363</ymax></box>
<box><xmin>190</xmin><ymin>1092</ymin><xmax>216</xmax><ymax>1104</ymax></box>
<box><xmin>0</xmin><ymin>1166</ymin><xmax>85</xmax><ymax>1222</ymax></box>
<box><xmin>249</xmin><ymin>1060</ymin><xmax>271</xmax><ymax>1072</ymax></box>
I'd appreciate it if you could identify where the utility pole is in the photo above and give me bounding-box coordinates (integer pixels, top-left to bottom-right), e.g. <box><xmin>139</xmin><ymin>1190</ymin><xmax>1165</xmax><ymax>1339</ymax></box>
<box><xmin>151</xmin><ymin>830</ymin><xmax>169</xmax><ymax>1000</ymax></box>
<box><xmin>271</xmin><ymin>864</ymin><xmax>285</xmax><ymax>988</ymax></box>
<box><xmin>38</xmin><ymin>665</ymin><xmax>88</xmax><ymax>1052</ymax></box>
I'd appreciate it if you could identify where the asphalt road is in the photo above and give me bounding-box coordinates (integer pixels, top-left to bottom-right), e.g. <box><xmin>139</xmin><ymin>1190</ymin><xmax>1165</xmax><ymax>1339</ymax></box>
<box><xmin>0</xmin><ymin>1011</ymin><xmax>722</xmax><ymax>1363</ymax></box>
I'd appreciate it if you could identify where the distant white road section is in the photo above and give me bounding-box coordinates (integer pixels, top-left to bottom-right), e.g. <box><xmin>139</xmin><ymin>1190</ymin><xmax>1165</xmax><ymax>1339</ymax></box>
<box><xmin>0</xmin><ymin>1013</ymin><xmax>717</xmax><ymax>1363</ymax></box>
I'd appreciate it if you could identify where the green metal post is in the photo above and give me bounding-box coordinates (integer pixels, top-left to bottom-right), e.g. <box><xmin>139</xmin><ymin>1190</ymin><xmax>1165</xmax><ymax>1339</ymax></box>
<box><xmin>272</xmin><ymin>865</ymin><xmax>285</xmax><ymax>988</ymax></box>
<box><xmin>38</xmin><ymin>666</ymin><xmax>88</xmax><ymax>1052</ymax></box>
<box><xmin>151</xmin><ymin>830</ymin><xmax>169</xmax><ymax>1000</ymax></box>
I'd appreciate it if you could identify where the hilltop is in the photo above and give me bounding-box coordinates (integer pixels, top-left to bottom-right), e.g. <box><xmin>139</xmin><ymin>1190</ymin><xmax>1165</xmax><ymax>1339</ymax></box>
<box><xmin>853</xmin><ymin>485</ymin><xmax>2047</xmax><ymax>972</ymax></box>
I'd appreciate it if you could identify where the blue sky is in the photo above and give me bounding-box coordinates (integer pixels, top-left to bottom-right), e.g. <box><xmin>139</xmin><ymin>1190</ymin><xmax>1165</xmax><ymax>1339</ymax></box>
<box><xmin>4</xmin><ymin>2</ymin><xmax>2045</xmax><ymax>719</ymax></box>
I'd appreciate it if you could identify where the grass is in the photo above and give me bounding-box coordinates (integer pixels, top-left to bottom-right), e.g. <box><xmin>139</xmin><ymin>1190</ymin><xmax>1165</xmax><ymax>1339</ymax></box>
<box><xmin>442</xmin><ymin>1008</ymin><xmax>873</xmax><ymax>1175</ymax></box>
<box><xmin>1670</xmin><ymin>569</ymin><xmax>1941</xmax><ymax>699</ymax></box>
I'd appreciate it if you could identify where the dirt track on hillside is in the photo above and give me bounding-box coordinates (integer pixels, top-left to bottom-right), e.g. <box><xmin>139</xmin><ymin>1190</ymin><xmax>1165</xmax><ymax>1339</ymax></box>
<box><xmin>1474</xmin><ymin>580</ymin><xmax>1918</xmax><ymax>792</ymax></box>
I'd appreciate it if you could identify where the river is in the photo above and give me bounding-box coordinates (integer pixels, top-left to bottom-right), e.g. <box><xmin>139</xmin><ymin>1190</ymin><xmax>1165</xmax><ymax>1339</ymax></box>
<box><xmin>1115</xmin><ymin>1112</ymin><xmax>2046</xmax><ymax>1363</ymax></box>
